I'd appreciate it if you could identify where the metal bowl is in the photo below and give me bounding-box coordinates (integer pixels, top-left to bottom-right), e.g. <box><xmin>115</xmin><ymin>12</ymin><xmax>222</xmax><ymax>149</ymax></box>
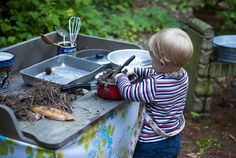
<box><xmin>107</xmin><ymin>49</ymin><xmax>151</xmax><ymax>67</ymax></box>
<box><xmin>213</xmin><ymin>35</ymin><xmax>236</xmax><ymax>63</ymax></box>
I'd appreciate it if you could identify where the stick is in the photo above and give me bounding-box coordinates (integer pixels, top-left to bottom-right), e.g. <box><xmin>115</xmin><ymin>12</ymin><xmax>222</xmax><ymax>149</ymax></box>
<box><xmin>228</xmin><ymin>134</ymin><xmax>236</xmax><ymax>143</ymax></box>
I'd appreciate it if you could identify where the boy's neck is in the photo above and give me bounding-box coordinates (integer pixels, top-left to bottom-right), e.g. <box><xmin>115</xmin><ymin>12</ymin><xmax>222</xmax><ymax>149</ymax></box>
<box><xmin>166</xmin><ymin>66</ymin><xmax>180</xmax><ymax>73</ymax></box>
<box><xmin>162</xmin><ymin>67</ymin><xmax>183</xmax><ymax>77</ymax></box>
<box><xmin>155</xmin><ymin>66</ymin><xmax>181</xmax><ymax>74</ymax></box>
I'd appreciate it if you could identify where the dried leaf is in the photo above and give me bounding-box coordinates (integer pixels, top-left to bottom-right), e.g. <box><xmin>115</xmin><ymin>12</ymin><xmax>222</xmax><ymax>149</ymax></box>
<box><xmin>32</xmin><ymin>106</ymin><xmax>76</xmax><ymax>121</ymax></box>
<box><xmin>187</xmin><ymin>152</ymin><xmax>200</xmax><ymax>158</ymax></box>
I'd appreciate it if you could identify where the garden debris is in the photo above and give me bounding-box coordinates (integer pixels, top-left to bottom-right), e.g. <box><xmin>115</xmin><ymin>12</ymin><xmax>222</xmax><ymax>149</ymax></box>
<box><xmin>97</xmin><ymin>68</ymin><xmax>137</xmax><ymax>84</ymax></box>
<box><xmin>0</xmin><ymin>82</ymin><xmax>81</xmax><ymax>122</ymax></box>
<box><xmin>228</xmin><ymin>134</ymin><xmax>236</xmax><ymax>143</ymax></box>
<box><xmin>32</xmin><ymin>106</ymin><xmax>75</xmax><ymax>121</ymax></box>
<box><xmin>96</xmin><ymin>69</ymin><xmax>116</xmax><ymax>83</ymax></box>
<box><xmin>186</xmin><ymin>153</ymin><xmax>200</xmax><ymax>158</ymax></box>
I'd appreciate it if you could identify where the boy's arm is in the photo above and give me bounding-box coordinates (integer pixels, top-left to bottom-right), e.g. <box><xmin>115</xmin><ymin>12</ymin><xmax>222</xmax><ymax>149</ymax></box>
<box><xmin>115</xmin><ymin>74</ymin><xmax>156</xmax><ymax>103</ymax></box>
<box><xmin>134</xmin><ymin>67</ymin><xmax>156</xmax><ymax>79</ymax></box>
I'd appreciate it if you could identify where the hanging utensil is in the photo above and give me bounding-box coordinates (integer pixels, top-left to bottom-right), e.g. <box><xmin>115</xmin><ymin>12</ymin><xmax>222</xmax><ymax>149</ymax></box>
<box><xmin>55</xmin><ymin>26</ymin><xmax>68</xmax><ymax>46</ymax></box>
<box><xmin>40</xmin><ymin>33</ymin><xmax>63</xmax><ymax>48</ymax></box>
<box><xmin>69</xmin><ymin>16</ymin><xmax>81</xmax><ymax>46</ymax></box>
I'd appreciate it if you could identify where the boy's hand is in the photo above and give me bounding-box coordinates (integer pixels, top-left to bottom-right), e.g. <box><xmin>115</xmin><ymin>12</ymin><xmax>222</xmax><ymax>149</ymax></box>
<box><xmin>121</xmin><ymin>66</ymin><xmax>134</xmax><ymax>76</ymax></box>
<box><xmin>114</xmin><ymin>66</ymin><xmax>134</xmax><ymax>80</ymax></box>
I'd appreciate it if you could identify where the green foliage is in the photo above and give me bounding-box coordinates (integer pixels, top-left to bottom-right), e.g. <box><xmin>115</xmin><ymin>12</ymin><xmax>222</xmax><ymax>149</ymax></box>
<box><xmin>190</xmin><ymin>111</ymin><xmax>201</xmax><ymax>118</ymax></box>
<box><xmin>93</xmin><ymin>0</ymin><xmax>133</xmax><ymax>12</ymax></box>
<box><xmin>196</xmin><ymin>137</ymin><xmax>221</xmax><ymax>154</ymax></box>
<box><xmin>158</xmin><ymin>0</ymin><xmax>192</xmax><ymax>14</ymax></box>
<box><xmin>216</xmin><ymin>0</ymin><xmax>236</xmax><ymax>32</ymax></box>
<box><xmin>0</xmin><ymin>0</ymin><xmax>101</xmax><ymax>47</ymax></box>
<box><xmin>155</xmin><ymin>0</ymin><xmax>236</xmax><ymax>34</ymax></box>
<box><xmin>192</xmin><ymin>0</ymin><xmax>236</xmax><ymax>33</ymax></box>
<box><xmin>0</xmin><ymin>0</ymin><xmax>180</xmax><ymax>47</ymax></box>
<box><xmin>96</xmin><ymin>6</ymin><xmax>180</xmax><ymax>42</ymax></box>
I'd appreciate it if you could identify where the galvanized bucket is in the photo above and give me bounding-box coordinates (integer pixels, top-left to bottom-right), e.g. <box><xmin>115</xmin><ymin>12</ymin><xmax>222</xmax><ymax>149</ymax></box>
<box><xmin>213</xmin><ymin>35</ymin><xmax>236</xmax><ymax>63</ymax></box>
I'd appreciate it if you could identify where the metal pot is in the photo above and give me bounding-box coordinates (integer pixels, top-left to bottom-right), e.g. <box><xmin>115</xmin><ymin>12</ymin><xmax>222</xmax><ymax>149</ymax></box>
<box><xmin>60</xmin><ymin>72</ymin><xmax>137</xmax><ymax>100</ymax></box>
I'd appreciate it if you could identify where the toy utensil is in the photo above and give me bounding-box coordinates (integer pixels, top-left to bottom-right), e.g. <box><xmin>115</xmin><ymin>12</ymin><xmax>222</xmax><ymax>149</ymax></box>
<box><xmin>106</xmin><ymin>55</ymin><xmax>135</xmax><ymax>78</ymax></box>
<box><xmin>55</xmin><ymin>26</ymin><xmax>68</xmax><ymax>46</ymax></box>
<box><xmin>40</xmin><ymin>33</ymin><xmax>63</xmax><ymax>48</ymax></box>
<box><xmin>69</xmin><ymin>16</ymin><xmax>81</xmax><ymax>46</ymax></box>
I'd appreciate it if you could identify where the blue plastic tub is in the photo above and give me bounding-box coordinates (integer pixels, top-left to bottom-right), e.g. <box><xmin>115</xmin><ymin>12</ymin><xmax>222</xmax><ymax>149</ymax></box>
<box><xmin>213</xmin><ymin>35</ymin><xmax>236</xmax><ymax>63</ymax></box>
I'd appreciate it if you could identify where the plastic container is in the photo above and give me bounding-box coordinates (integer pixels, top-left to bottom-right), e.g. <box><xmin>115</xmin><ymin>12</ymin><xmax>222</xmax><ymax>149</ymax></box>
<box><xmin>0</xmin><ymin>51</ymin><xmax>15</xmax><ymax>92</ymax></box>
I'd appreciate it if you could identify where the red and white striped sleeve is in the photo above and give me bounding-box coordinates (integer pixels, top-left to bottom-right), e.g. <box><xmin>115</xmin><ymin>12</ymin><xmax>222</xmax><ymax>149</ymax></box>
<box><xmin>115</xmin><ymin>74</ymin><xmax>157</xmax><ymax>103</ymax></box>
<box><xmin>134</xmin><ymin>67</ymin><xmax>156</xmax><ymax>79</ymax></box>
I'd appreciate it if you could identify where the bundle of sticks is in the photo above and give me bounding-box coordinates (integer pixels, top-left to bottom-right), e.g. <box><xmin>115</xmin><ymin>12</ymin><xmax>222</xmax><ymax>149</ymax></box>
<box><xmin>0</xmin><ymin>82</ymin><xmax>79</xmax><ymax>121</ymax></box>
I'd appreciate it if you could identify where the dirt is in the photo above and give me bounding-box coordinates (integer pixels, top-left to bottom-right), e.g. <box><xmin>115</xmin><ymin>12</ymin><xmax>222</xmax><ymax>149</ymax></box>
<box><xmin>180</xmin><ymin>77</ymin><xmax>236</xmax><ymax>158</ymax></box>
<box><xmin>96</xmin><ymin>69</ymin><xmax>116</xmax><ymax>84</ymax></box>
<box><xmin>97</xmin><ymin>69</ymin><xmax>138</xmax><ymax>84</ymax></box>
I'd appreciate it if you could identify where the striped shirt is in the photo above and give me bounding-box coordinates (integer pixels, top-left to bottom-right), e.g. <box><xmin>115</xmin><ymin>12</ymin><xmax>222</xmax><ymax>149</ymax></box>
<box><xmin>115</xmin><ymin>67</ymin><xmax>189</xmax><ymax>142</ymax></box>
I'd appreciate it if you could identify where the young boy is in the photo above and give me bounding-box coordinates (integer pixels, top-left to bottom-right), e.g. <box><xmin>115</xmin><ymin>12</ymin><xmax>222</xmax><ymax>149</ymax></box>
<box><xmin>115</xmin><ymin>28</ymin><xmax>193</xmax><ymax>158</ymax></box>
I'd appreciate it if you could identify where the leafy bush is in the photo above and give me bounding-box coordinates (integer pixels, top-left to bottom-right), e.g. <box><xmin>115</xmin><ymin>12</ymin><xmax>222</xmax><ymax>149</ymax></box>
<box><xmin>0</xmin><ymin>0</ymin><xmax>103</xmax><ymax>47</ymax></box>
<box><xmin>216</xmin><ymin>0</ymin><xmax>236</xmax><ymax>33</ymax></box>
<box><xmin>155</xmin><ymin>0</ymin><xmax>236</xmax><ymax>34</ymax></box>
<box><xmin>97</xmin><ymin>6</ymin><xmax>180</xmax><ymax>42</ymax></box>
<box><xmin>191</xmin><ymin>0</ymin><xmax>236</xmax><ymax>33</ymax></box>
<box><xmin>0</xmin><ymin>0</ymin><xmax>180</xmax><ymax>47</ymax></box>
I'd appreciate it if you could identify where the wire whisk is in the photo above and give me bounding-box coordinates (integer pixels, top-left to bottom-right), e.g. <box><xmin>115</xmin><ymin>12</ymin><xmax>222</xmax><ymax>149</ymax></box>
<box><xmin>69</xmin><ymin>16</ymin><xmax>81</xmax><ymax>46</ymax></box>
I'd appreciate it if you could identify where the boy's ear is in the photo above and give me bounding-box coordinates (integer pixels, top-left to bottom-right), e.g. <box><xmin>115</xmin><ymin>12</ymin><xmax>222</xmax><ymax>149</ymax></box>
<box><xmin>160</xmin><ymin>59</ymin><xmax>167</xmax><ymax>67</ymax></box>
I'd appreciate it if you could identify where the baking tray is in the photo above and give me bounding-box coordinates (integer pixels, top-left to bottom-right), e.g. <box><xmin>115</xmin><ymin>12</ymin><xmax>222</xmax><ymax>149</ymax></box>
<box><xmin>20</xmin><ymin>54</ymin><xmax>103</xmax><ymax>85</ymax></box>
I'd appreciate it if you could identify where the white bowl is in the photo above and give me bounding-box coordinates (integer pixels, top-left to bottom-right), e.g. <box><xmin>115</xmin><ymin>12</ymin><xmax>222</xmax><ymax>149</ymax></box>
<box><xmin>107</xmin><ymin>49</ymin><xmax>151</xmax><ymax>67</ymax></box>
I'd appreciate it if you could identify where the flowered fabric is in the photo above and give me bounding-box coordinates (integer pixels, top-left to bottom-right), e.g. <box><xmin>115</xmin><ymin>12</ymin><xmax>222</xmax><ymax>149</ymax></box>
<box><xmin>0</xmin><ymin>102</ymin><xmax>139</xmax><ymax>158</ymax></box>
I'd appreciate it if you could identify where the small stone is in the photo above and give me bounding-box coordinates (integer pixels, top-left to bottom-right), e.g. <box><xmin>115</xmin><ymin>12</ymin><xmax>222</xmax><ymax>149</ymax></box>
<box><xmin>45</xmin><ymin>67</ymin><xmax>53</xmax><ymax>75</ymax></box>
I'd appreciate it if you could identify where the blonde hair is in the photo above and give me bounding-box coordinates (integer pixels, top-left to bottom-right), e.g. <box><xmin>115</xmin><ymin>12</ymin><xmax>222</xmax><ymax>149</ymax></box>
<box><xmin>148</xmin><ymin>28</ymin><xmax>193</xmax><ymax>67</ymax></box>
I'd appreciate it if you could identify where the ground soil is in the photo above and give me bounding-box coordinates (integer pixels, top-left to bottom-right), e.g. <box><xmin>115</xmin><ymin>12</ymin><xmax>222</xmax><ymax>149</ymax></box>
<box><xmin>180</xmin><ymin>77</ymin><xmax>236</xmax><ymax>158</ymax></box>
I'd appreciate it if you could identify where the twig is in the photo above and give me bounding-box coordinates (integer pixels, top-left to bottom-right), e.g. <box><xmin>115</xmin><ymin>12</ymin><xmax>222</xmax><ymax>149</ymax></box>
<box><xmin>228</xmin><ymin>134</ymin><xmax>236</xmax><ymax>143</ymax></box>
<box><xmin>1</xmin><ymin>82</ymin><xmax>77</xmax><ymax>121</ymax></box>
